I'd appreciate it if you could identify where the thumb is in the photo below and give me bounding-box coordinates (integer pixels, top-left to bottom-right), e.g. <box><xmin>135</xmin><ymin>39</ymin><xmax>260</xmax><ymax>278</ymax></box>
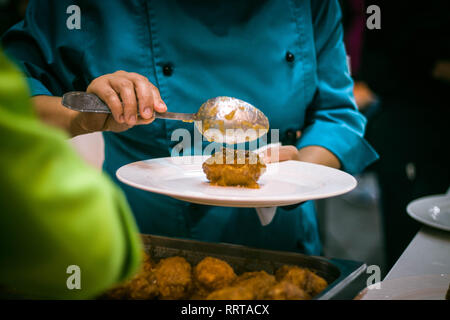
<box><xmin>264</xmin><ymin>146</ymin><xmax>299</xmax><ymax>163</ymax></box>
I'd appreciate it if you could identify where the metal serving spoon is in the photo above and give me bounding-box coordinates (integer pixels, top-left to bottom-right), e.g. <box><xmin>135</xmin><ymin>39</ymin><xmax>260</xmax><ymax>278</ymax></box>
<box><xmin>62</xmin><ymin>92</ymin><xmax>269</xmax><ymax>144</ymax></box>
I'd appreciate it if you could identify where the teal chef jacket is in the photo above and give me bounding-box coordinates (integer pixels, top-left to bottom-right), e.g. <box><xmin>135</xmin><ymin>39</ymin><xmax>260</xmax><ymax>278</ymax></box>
<box><xmin>2</xmin><ymin>0</ymin><xmax>378</xmax><ymax>255</ymax></box>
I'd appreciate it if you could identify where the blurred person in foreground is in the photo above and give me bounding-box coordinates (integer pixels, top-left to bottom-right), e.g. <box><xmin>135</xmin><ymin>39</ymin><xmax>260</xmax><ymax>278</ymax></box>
<box><xmin>0</xmin><ymin>49</ymin><xmax>142</xmax><ymax>299</ymax></box>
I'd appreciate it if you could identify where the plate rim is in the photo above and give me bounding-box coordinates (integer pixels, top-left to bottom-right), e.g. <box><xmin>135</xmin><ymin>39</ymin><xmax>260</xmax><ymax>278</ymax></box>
<box><xmin>407</xmin><ymin>194</ymin><xmax>450</xmax><ymax>232</ymax></box>
<box><xmin>116</xmin><ymin>155</ymin><xmax>358</xmax><ymax>207</ymax></box>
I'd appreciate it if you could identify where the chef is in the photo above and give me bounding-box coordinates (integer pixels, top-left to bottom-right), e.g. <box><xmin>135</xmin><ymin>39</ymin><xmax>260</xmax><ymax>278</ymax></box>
<box><xmin>2</xmin><ymin>0</ymin><xmax>378</xmax><ymax>255</ymax></box>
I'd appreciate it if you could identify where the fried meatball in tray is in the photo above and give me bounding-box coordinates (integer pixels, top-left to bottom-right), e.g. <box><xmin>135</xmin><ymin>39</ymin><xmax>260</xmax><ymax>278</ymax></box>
<box><xmin>102</xmin><ymin>252</ymin><xmax>158</xmax><ymax>300</ymax></box>
<box><xmin>206</xmin><ymin>271</ymin><xmax>276</xmax><ymax>300</ymax></box>
<box><xmin>193</xmin><ymin>257</ymin><xmax>236</xmax><ymax>298</ymax></box>
<box><xmin>275</xmin><ymin>265</ymin><xmax>328</xmax><ymax>297</ymax></box>
<box><xmin>154</xmin><ymin>256</ymin><xmax>193</xmax><ymax>300</ymax></box>
<box><xmin>265</xmin><ymin>281</ymin><xmax>310</xmax><ymax>300</ymax></box>
<box><xmin>102</xmin><ymin>254</ymin><xmax>328</xmax><ymax>300</ymax></box>
<box><xmin>206</xmin><ymin>285</ymin><xmax>255</xmax><ymax>300</ymax></box>
<box><xmin>233</xmin><ymin>271</ymin><xmax>277</xmax><ymax>299</ymax></box>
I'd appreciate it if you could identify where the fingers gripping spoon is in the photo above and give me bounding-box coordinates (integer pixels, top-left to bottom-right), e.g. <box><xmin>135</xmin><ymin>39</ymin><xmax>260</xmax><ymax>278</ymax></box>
<box><xmin>62</xmin><ymin>92</ymin><xmax>269</xmax><ymax>144</ymax></box>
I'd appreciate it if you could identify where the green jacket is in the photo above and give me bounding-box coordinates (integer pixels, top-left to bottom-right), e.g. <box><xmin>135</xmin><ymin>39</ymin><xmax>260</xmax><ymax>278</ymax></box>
<box><xmin>0</xmin><ymin>50</ymin><xmax>142</xmax><ymax>299</ymax></box>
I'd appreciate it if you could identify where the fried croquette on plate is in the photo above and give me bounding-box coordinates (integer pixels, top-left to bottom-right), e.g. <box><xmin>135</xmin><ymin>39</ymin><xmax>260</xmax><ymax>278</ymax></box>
<box><xmin>275</xmin><ymin>265</ymin><xmax>327</xmax><ymax>297</ymax></box>
<box><xmin>102</xmin><ymin>252</ymin><xmax>158</xmax><ymax>300</ymax></box>
<box><xmin>202</xmin><ymin>148</ymin><xmax>266</xmax><ymax>188</ymax></box>
<box><xmin>194</xmin><ymin>257</ymin><xmax>236</xmax><ymax>292</ymax></box>
<box><xmin>264</xmin><ymin>280</ymin><xmax>311</xmax><ymax>300</ymax></box>
<box><xmin>155</xmin><ymin>256</ymin><xmax>193</xmax><ymax>300</ymax></box>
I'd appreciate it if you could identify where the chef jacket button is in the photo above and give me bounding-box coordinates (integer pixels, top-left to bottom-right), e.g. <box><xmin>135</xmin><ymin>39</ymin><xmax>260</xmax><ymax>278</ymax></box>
<box><xmin>163</xmin><ymin>64</ymin><xmax>173</xmax><ymax>76</ymax></box>
<box><xmin>286</xmin><ymin>128</ymin><xmax>296</xmax><ymax>140</ymax></box>
<box><xmin>285</xmin><ymin>51</ymin><xmax>295</xmax><ymax>62</ymax></box>
<box><xmin>282</xmin><ymin>128</ymin><xmax>297</xmax><ymax>146</ymax></box>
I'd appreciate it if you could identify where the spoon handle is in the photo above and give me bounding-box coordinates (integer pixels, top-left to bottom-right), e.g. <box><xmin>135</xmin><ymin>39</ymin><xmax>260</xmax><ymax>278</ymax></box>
<box><xmin>62</xmin><ymin>92</ymin><xmax>196</xmax><ymax>121</ymax></box>
<box><xmin>155</xmin><ymin>112</ymin><xmax>196</xmax><ymax>121</ymax></box>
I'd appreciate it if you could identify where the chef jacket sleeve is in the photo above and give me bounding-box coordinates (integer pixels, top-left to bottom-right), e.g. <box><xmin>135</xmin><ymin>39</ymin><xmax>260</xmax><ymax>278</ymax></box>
<box><xmin>1</xmin><ymin>0</ymin><xmax>69</xmax><ymax>97</ymax></box>
<box><xmin>297</xmin><ymin>0</ymin><xmax>378</xmax><ymax>174</ymax></box>
<box><xmin>0</xmin><ymin>51</ymin><xmax>142</xmax><ymax>299</ymax></box>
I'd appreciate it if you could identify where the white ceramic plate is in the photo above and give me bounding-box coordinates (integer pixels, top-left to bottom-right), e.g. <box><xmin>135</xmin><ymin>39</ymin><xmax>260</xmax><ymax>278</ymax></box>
<box><xmin>116</xmin><ymin>155</ymin><xmax>357</xmax><ymax>208</ymax></box>
<box><xmin>407</xmin><ymin>194</ymin><xmax>450</xmax><ymax>232</ymax></box>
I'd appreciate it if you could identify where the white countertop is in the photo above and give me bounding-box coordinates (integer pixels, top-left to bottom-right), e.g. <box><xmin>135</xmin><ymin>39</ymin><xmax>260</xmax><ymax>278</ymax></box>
<box><xmin>359</xmin><ymin>226</ymin><xmax>450</xmax><ymax>300</ymax></box>
<box><xmin>385</xmin><ymin>227</ymin><xmax>450</xmax><ymax>280</ymax></box>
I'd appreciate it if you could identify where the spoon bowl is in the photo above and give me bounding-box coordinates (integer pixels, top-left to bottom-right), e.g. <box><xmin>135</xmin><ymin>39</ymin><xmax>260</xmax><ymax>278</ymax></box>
<box><xmin>195</xmin><ymin>96</ymin><xmax>269</xmax><ymax>144</ymax></box>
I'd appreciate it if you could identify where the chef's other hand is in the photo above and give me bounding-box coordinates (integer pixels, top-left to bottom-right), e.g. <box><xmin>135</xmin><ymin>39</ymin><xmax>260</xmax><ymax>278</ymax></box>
<box><xmin>263</xmin><ymin>143</ymin><xmax>341</xmax><ymax>170</ymax></box>
<box><xmin>262</xmin><ymin>145</ymin><xmax>301</xmax><ymax>163</ymax></box>
<box><xmin>86</xmin><ymin>70</ymin><xmax>167</xmax><ymax>126</ymax></box>
<box><xmin>262</xmin><ymin>144</ymin><xmax>304</xmax><ymax>211</ymax></box>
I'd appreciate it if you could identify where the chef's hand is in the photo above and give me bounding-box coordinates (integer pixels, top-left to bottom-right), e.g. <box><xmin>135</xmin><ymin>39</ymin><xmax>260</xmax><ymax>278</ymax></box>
<box><xmin>74</xmin><ymin>71</ymin><xmax>167</xmax><ymax>133</ymax></box>
<box><xmin>263</xmin><ymin>144</ymin><xmax>341</xmax><ymax>169</ymax></box>
<box><xmin>263</xmin><ymin>145</ymin><xmax>302</xmax><ymax>163</ymax></box>
<box><xmin>353</xmin><ymin>81</ymin><xmax>376</xmax><ymax>111</ymax></box>
<box><xmin>263</xmin><ymin>142</ymin><xmax>341</xmax><ymax>211</ymax></box>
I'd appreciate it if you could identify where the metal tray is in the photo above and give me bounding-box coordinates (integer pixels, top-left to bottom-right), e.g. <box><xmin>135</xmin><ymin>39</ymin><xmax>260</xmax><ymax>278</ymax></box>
<box><xmin>142</xmin><ymin>234</ymin><xmax>368</xmax><ymax>300</ymax></box>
